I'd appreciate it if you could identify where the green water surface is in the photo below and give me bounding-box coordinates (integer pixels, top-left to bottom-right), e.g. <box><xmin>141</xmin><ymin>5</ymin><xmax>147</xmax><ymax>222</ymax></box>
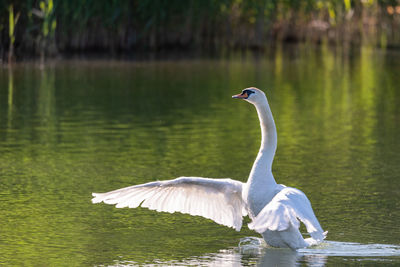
<box><xmin>1</xmin><ymin>45</ymin><xmax>400</xmax><ymax>266</ymax></box>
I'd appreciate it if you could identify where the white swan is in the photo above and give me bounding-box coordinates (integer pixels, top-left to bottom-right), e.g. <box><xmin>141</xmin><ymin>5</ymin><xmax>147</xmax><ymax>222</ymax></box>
<box><xmin>92</xmin><ymin>87</ymin><xmax>326</xmax><ymax>249</ymax></box>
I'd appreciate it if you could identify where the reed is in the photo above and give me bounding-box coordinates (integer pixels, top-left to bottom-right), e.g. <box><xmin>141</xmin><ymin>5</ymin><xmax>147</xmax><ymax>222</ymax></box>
<box><xmin>1</xmin><ymin>0</ymin><xmax>399</xmax><ymax>61</ymax></box>
<box><xmin>8</xmin><ymin>4</ymin><xmax>20</xmax><ymax>64</ymax></box>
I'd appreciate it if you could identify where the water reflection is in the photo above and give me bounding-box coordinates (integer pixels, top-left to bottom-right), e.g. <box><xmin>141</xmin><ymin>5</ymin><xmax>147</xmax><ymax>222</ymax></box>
<box><xmin>111</xmin><ymin>245</ymin><xmax>326</xmax><ymax>267</ymax></box>
<box><xmin>1</xmin><ymin>45</ymin><xmax>400</xmax><ymax>266</ymax></box>
<box><xmin>7</xmin><ymin>69</ymin><xmax>14</xmax><ymax>129</ymax></box>
<box><xmin>111</xmin><ymin>238</ymin><xmax>400</xmax><ymax>266</ymax></box>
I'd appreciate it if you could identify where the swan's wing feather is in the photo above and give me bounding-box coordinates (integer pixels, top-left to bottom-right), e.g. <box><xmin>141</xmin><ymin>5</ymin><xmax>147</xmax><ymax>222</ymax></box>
<box><xmin>92</xmin><ymin>177</ymin><xmax>245</xmax><ymax>231</ymax></box>
<box><xmin>248</xmin><ymin>187</ymin><xmax>325</xmax><ymax>241</ymax></box>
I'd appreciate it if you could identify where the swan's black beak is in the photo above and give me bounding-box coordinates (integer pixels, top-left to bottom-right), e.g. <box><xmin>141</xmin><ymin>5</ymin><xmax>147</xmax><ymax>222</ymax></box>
<box><xmin>232</xmin><ymin>91</ymin><xmax>248</xmax><ymax>99</ymax></box>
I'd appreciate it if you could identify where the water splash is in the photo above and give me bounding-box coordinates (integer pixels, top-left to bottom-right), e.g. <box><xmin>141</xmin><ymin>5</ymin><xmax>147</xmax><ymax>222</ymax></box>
<box><xmin>238</xmin><ymin>236</ymin><xmax>400</xmax><ymax>257</ymax></box>
<box><xmin>238</xmin><ymin>236</ymin><xmax>266</xmax><ymax>254</ymax></box>
<box><xmin>236</xmin><ymin>237</ymin><xmax>400</xmax><ymax>266</ymax></box>
<box><xmin>299</xmin><ymin>241</ymin><xmax>400</xmax><ymax>257</ymax></box>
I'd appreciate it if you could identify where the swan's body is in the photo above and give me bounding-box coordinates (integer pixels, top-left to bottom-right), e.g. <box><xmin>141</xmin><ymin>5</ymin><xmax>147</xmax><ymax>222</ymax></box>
<box><xmin>92</xmin><ymin>87</ymin><xmax>326</xmax><ymax>249</ymax></box>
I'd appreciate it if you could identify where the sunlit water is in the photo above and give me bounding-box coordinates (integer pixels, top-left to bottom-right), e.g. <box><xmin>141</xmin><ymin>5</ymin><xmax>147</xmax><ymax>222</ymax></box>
<box><xmin>110</xmin><ymin>238</ymin><xmax>400</xmax><ymax>266</ymax></box>
<box><xmin>1</xmin><ymin>45</ymin><xmax>400</xmax><ymax>266</ymax></box>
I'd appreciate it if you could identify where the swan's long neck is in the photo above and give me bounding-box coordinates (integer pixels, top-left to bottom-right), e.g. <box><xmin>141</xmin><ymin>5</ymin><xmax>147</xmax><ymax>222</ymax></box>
<box><xmin>248</xmin><ymin>98</ymin><xmax>277</xmax><ymax>186</ymax></box>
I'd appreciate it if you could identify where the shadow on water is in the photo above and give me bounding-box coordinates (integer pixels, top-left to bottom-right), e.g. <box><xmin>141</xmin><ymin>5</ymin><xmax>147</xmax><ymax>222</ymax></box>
<box><xmin>110</xmin><ymin>237</ymin><xmax>400</xmax><ymax>266</ymax></box>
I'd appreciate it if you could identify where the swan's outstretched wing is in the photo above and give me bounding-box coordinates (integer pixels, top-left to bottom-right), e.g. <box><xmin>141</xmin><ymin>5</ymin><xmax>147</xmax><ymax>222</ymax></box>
<box><xmin>92</xmin><ymin>177</ymin><xmax>246</xmax><ymax>231</ymax></box>
<box><xmin>248</xmin><ymin>187</ymin><xmax>325</xmax><ymax>241</ymax></box>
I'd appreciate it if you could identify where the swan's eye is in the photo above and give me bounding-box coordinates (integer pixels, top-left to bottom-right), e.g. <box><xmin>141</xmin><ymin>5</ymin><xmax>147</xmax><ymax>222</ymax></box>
<box><xmin>242</xmin><ymin>90</ymin><xmax>255</xmax><ymax>98</ymax></box>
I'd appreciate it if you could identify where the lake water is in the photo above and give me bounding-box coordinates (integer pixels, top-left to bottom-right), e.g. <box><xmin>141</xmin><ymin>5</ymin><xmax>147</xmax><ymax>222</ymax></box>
<box><xmin>1</xmin><ymin>45</ymin><xmax>400</xmax><ymax>266</ymax></box>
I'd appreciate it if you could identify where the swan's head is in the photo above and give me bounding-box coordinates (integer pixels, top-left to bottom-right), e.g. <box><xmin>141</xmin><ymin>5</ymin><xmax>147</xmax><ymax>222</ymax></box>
<box><xmin>232</xmin><ymin>87</ymin><xmax>267</xmax><ymax>105</ymax></box>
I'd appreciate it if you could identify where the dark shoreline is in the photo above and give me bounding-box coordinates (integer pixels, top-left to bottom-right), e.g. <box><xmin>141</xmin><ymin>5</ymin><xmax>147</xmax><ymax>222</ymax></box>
<box><xmin>2</xmin><ymin>1</ymin><xmax>400</xmax><ymax>64</ymax></box>
<box><xmin>4</xmin><ymin>41</ymin><xmax>400</xmax><ymax>67</ymax></box>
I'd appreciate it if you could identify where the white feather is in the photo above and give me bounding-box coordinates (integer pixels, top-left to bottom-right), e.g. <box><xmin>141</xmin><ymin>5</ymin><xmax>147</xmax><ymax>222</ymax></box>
<box><xmin>248</xmin><ymin>187</ymin><xmax>325</xmax><ymax>241</ymax></box>
<box><xmin>92</xmin><ymin>177</ymin><xmax>245</xmax><ymax>231</ymax></box>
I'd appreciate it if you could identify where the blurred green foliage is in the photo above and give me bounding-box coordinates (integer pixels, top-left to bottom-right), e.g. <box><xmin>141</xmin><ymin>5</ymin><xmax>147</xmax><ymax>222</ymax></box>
<box><xmin>0</xmin><ymin>0</ymin><xmax>400</xmax><ymax>60</ymax></box>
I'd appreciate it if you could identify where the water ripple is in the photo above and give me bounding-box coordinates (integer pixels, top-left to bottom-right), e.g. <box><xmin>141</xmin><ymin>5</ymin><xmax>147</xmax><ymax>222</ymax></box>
<box><xmin>111</xmin><ymin>238</ymin><xmax>400</xmax><ymax>266</ymax></box>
